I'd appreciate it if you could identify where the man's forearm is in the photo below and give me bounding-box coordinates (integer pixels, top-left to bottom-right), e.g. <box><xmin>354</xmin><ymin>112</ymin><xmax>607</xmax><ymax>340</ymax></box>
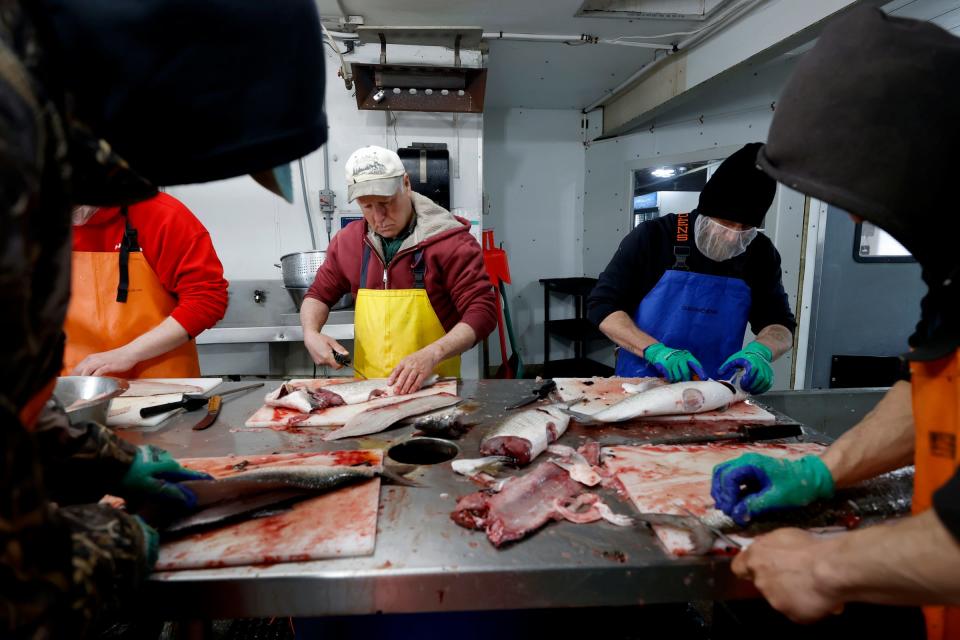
<box><xmin>816</xmin><ymin>509</ymin><xmax>960</xmax><ymax>606</ymax></box>
<box><xmin>755</xmin><ymin>323</ymin><xmax>793</xmax><ymax>360</ymax></box>
<box><xmin>598</xmin><ymin>311</ymin><xmax>657</xmax><ymax>358</ymax></box>
<box><xmin>300</xmin><ymin>297</ymin><xmax>331</xmax><ymax>334</ymax></box>
<box><xmin>427</xmin><ymin>322</ymin><xmax>476</xmax><ymax>362</ymax></box>
<box><xmin>821</xmin><ymin>380</ymin><xmax>914</xmax><ymax>488</ymax></box>
<box><xmin>123</xmin><ymin>317</ymin><xmax>189</xmax><ymax>362</ymax></box>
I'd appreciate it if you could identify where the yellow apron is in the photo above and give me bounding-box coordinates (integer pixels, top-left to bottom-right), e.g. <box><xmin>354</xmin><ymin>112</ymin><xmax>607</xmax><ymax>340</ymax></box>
<box><xmin>353</xmin><ymin>244</ymin><xmax>460</xmax><ymax>379</ymax></box>
<box><xmin>910</xmin><ymin>351</ymin><xmax>960</xmax><ymax>640</ymax></box>
<box><xmin>63</xmin><ymin>207</ymin><xmax>201</xmax><ymax>378</ymax></box>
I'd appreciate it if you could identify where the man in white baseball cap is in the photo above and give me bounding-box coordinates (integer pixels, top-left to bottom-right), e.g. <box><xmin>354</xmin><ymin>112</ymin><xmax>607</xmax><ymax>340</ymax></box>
<box><xmin>300</xmin><ymin>146</ymin><xmax>497</xmax><ymax>392</ymax></box>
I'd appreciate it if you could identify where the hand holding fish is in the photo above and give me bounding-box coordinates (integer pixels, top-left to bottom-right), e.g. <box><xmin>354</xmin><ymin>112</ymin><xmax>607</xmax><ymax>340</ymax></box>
<box><xmin>120</xmin><ymin>445</ymin><xmax>213</xmax><ymax>510</ymax></box>
<box><xmin>389</xmin><ymin>345</ymin><xmax>441</xmax><ymax>395</ymax></box>
<box><xmin>732</xmin><ymin>527</ymin><xmax>845</xmax><ymax>624</ymax></box>
<box><xmin>643</xmin><ymin>342</ymin><xmax>706</xmax><ymax>382</ymax></box>
<box><xmin>304</xmin><ymin>330</ymin><xmax>349</xmax><ymax>369</ymax></box>
<box><xmin>711</xmin><ymin>453</ymin><xmax>835</xmax><ymax>526</ymax></box>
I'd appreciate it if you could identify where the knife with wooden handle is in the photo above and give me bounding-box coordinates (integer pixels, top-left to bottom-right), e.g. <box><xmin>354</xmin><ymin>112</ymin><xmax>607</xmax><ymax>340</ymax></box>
<box><xmin>192</xmin><ymin>395</ymin><xmax>222</xmax><ymax>431</ymax></box>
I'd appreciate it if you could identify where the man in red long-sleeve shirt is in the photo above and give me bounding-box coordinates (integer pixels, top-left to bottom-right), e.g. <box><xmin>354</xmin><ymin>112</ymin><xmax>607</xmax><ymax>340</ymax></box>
<box><xmin>65</xmin><ymin>192</ymin><xmax>228</xmax><ymax>378</ymax></box>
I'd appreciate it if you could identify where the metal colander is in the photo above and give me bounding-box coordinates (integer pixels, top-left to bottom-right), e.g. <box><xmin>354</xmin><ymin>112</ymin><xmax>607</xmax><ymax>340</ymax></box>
<box><xmin>277</xmin><ymin>250</ymin><xmax>326</xmax><ymax>288</ymax></box>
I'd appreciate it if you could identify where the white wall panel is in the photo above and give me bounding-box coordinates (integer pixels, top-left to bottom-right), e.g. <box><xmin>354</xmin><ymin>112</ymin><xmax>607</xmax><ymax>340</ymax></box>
<box><xmin>484</xmin><ymin>108</ymin><xmax>585</xmax><ymax>366</ymax></box>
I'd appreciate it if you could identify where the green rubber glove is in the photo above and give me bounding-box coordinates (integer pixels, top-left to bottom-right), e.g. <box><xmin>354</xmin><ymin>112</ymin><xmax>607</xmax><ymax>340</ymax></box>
<box><xmin>642</xmin><ymin>342</ymin><xmax>706</xmax><ymax>382</ymax></box>
<box><xmin>711</xmin><ymin>453</ymin><xmax>835</xmax><ymax>526</ymax></box>
<box><xmin>120</xmin><ymin>445</ymin><xmax>211</xmax><ymax>509</ymax></box>
<box><xmin>718</xmin><ymin>341</ymin><xmax>774</xmax><ymax>393</ymax></box>
<box><xmin>133</xmin><ymin>515</ymin><xmax>160</xmax><ymax>569</ymax></box>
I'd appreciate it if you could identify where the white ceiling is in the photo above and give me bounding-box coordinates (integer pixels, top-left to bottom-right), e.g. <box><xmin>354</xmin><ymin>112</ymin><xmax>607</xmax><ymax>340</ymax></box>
<box><xmin>317</xmin><ymin>0</ymin><xmax>723</xmax><ymax>109</ymax></box>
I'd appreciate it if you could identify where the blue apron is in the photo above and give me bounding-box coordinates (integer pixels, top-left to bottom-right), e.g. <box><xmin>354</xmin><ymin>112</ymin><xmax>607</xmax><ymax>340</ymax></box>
<box><xmin>615</xmin><ymin>213</ymin><xmax>752</xmax><ymax>379</ymax></box>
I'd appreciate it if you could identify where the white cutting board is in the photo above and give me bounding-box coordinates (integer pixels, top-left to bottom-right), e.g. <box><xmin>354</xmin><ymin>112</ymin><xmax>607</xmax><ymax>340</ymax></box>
<box><xmin>108</xmin><ymin>378</ymin><xmax>222</xmax><ymax>428</ymax></box>
<box><xmin>603</xmin><ymin>442</ymin><xmax>825</xmax><ymax>555</ymax></box>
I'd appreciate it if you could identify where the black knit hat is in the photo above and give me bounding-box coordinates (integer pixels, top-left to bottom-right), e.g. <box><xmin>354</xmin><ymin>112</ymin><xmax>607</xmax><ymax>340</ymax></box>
<box><xmin>696</xmin><ymin>142</ymin><xmax>776</xmax><ymax>227</ymax></box>
<box><xmin>757</xmin><ymin>6</ymin><xmax>960</xmax><ymax>360</ymax></box>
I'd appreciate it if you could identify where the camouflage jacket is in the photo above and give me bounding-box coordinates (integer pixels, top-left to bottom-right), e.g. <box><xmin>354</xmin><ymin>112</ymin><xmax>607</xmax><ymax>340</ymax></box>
<box><xmin>0</xmin><ymin>3</ymin><xmax>154</xmax><ymax>637</ymax></box>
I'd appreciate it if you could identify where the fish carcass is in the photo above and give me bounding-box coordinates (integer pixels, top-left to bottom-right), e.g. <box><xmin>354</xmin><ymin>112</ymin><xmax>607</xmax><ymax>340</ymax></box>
<box><xmin>323</xmin><ymin>392</ymin><xmax>462</xmax><ymax>441</ymax></box>
<box><xmin>451</xmin><ymin>459</ymin><xmax>633</xmax><ymax>547</ymax></box>
<box><xmin>451</xmin><ymin>461</ymin><xmax>582</xmax><ymax>546</ymax></box>
<box><xmin>570</xmin><ymin>380</ymin><xmax>747</xmax><ymax>423</ymax></box>
<box><xmin>264</xmin><ymin>375</ymin><xmax>441</xmax><ymax>413</ymax></box>
<box><xmin>479</xmin><ymin>403</ymin><xmax>573</xmax><ymax>465</ymax></box>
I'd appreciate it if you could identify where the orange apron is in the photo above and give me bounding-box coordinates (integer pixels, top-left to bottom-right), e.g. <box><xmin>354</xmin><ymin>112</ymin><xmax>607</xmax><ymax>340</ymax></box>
<box><xmin>911</xmin><ymin>350</ymin><xmax>960</xmax><ymax>640</ymax></box>
<box><xmin>63</xmin><ymin>208</ymin><xmax>200</xmax><ymax>378</ymax></box>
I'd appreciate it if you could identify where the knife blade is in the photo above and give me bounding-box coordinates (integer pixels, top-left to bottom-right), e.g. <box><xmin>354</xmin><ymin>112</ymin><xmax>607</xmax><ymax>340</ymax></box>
<box><xmin>139</xmin><ymin>382</ymin><xmax>264</xmax><ymax>418</ymax></box>
<box><xmin>636</xmin><ymin>422</ymin><xmax>803</xmax><ymax>447</ymax></box>
<box><xmin>191</xmin><ymin>395</ymin><xmax>222</xmax><ymax>431</ymax></box>
<box><xmin>505</xmin><ymin>379</ymin><xmax>557</xmax><ymax>410</ymax></box>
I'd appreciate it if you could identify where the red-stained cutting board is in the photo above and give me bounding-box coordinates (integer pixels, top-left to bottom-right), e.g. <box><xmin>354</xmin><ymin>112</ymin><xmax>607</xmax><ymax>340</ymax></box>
<box><xmin>602</xmin><ymin>442</ymin><xmax>825</xmax><ymax>555</ymax></box>
<box><xmin>156</xmin><ymin>450</ymin><xmax>382</xmax><ymax>571</ymax></box>
<box><xmin>554</xmin><ymin>377</ymin><xmax>777</xmax><ymax>424</ymax></box>
<box><xmin>244</xmin><ymin>378</ymin><xmax>458</xmax><ymax>429</ymax></box>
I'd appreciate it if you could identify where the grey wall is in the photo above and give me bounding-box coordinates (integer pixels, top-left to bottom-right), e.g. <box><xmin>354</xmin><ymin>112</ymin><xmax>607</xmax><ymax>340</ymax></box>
<box><xmin>483</xmin><ymin>108</ymin><xmax>586</xmax><ymax>366</ymax></box>
<box><xmin>806</xmin><ymin>207</ymin><xmax>924</xmax><ymax>388</ymax></box>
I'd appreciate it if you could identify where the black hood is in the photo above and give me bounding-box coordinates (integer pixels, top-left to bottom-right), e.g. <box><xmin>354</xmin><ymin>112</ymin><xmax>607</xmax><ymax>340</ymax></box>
<box><xmin>758</xmin><ymin>6</ymin><xmax>960</xmax><ymax>360</ymax></box>
<box><xmin>697</xmin><ymin>142</ymin><xmax>776</xmax><ymax>228</ymax></box>
<box><xmin>43</xmin><ymin>0</ymin><xmax>327</xmax><ymax>195</ymax></box>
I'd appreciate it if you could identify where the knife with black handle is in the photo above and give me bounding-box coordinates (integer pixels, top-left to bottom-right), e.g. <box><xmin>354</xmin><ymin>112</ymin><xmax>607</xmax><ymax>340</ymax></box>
<box><xmin>139</xmin><ymin>382</ymin><xmax>264</xmax><ymax>418</ymax></box>
<box><xmin>636</xmin><ymin>422</ymin><xmax>803</xmax><ymax>447</ymax></box>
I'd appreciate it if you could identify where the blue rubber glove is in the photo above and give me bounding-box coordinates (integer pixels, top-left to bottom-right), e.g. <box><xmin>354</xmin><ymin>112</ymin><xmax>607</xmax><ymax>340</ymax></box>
<box><xmin>133</xmin><ymin>515</ymin><xmax>160</xmax><ymax>569</ymax></box>
<box><xmin>643</xmin><ymin>342</ymin><xmax>706</xmax><ymax>382</ymax></box>
<box><xmin>120</xmin><ymin>445</ymin><xmax>211</xmax><ymax>509</ymax></box>
<box><xmin>717</xmin><ymin>341</ymin><xmax>774</xmax><ymax>394</ymax></box>
<box><xmin>711</xmin><ymin>453</ymin><xmax>835</xmax><ymax>526</ymax></box>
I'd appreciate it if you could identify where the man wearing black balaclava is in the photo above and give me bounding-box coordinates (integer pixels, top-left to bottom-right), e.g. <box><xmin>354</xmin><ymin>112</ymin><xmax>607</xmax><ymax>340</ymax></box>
<box><xmin>711</xmin><ymin>7</ymin><xmax>960</xmax><ymax>636</ymax></box>
<box><xmin>0</xmin><ymin>1</ymin><xmax>327</xmax><ymax>636</ymax></box>
<box><xmin>587</xmin><ymin>143</ymin><xmax>796</xmax><ymax>394</ymax></box>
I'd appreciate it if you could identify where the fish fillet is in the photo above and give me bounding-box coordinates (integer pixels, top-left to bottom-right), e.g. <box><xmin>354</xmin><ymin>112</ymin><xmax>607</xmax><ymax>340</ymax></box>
<box><xmin>572</xmin><ymin>380</ymin><xmax>746</xmax><ymax>423</ymax></box>
<box><xmin>323</xmin><ymin>393</ymin><xmax>462</xmax><ymax>441</ymax></box>
<box><xmin>165</xmin><ymin>463</ymin><xmax>391</xmax><ymax>535</ymax></box>
<box><xmin>480</xmin><ymin>403</ymin><xmax>571</xmax><ymax>465</ymax></box>
<box><xmin>120</xmin><ymin>380</ymin><xmax>203</xmax><ymax>397</ymax></box>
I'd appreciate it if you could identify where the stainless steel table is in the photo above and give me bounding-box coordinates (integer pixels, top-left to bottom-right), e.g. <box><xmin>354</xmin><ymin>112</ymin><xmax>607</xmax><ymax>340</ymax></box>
<box><xmin>121</xmin><ymin>380</ymin><xmax>868</xmax><ymax>619</ymax></box>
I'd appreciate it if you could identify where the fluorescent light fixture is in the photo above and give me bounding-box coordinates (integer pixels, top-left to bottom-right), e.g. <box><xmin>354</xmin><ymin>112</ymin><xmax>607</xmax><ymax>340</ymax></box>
<box><xmin>651</xmin><ymin>167</ymin><xmax>676</xmax><ymax>178</ymax></box>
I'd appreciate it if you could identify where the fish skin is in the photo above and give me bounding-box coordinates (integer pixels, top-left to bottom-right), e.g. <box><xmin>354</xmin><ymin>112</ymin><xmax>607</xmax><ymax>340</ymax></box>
<box><xmin>480</xmin><ymin>403</ymin><xmax>572</xmax><ymax>465</ymax></box>
<box><xmin>570</xmin><ymin>380</ymin><xmax>746</xmax><ymax>423</ymax></box>
<box><xmin>323</xmin><ymin>392</ymin><xmax>462</xmax><ymax>441</ymax></box>
<box><xmin>451</xmin><ymin>456</ymin><xmax>513</xmax><ymax>477</ymax></box>
<box><xmin>404</xmin><ymin>405</ymin><xmax>472</xmax><ymax>438</ymax></box>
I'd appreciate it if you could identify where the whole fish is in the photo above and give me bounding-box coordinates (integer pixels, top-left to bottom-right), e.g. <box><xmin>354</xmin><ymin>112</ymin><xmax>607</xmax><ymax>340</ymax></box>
<box><xmin>480</xmin><ymin>402</ymin><xmax>574</xmax><ymax>465</ymax></box>
<box><xmin>567</xmin><ymin>379</ymin><xmax>746</xmax><ymax>423</ymax></box>
<box><xmin>323</xmin><ymin>392</ymin><xmax>462</xmax><ymax>441</ymax></box>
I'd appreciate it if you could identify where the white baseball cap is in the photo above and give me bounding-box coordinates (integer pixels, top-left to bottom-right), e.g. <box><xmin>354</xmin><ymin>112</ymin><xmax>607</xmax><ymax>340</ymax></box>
<box><xmin>345</xmin><ymin>145</ymin><xmax>406</xmax><ymax>202</ymax></box>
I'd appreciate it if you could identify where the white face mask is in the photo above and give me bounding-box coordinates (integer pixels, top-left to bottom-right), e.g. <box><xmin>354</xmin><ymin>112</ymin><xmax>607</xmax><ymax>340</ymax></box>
<box><xmin>694</xmin><ymin>214</ymin><xmax>758</xmax><ymax>262</ymax></box>
<box><xmin>71</xmin><ymin>205</ymin><xmax>99</xmax><ymax>226</ymax></box>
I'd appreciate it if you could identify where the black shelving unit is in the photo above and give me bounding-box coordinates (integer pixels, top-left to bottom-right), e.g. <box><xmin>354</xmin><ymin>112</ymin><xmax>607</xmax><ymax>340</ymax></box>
<box><xmin>539</xmin><ymin>277</ymin><xmax>613</xmax><ymax>378</ymax></box>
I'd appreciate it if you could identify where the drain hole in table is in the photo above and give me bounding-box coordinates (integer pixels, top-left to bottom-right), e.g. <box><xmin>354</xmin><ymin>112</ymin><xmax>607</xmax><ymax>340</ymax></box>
<box><xmin>387</xmin><ymin>438</ymin><xmax>459</xmax><ymax>465</ymax></box>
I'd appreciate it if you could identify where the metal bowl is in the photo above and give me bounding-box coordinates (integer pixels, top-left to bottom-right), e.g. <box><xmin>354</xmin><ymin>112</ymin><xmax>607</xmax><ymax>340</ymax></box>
<box><xmin>53</xmin><ymin>376</ymin><xmax>129</xmax><ymax>424</ymax></box>
<box><xmin>277</xmin><ymin>250</ymin><xmax>326</xmax><ymax>289</ymax></box>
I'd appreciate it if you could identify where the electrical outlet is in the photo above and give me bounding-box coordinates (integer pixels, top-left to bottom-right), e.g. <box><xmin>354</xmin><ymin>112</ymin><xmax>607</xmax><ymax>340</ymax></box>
<box><xmin>319</xmin><ymin>189</ymin><xmax>336</xmax><ymax>213</ymax></box>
